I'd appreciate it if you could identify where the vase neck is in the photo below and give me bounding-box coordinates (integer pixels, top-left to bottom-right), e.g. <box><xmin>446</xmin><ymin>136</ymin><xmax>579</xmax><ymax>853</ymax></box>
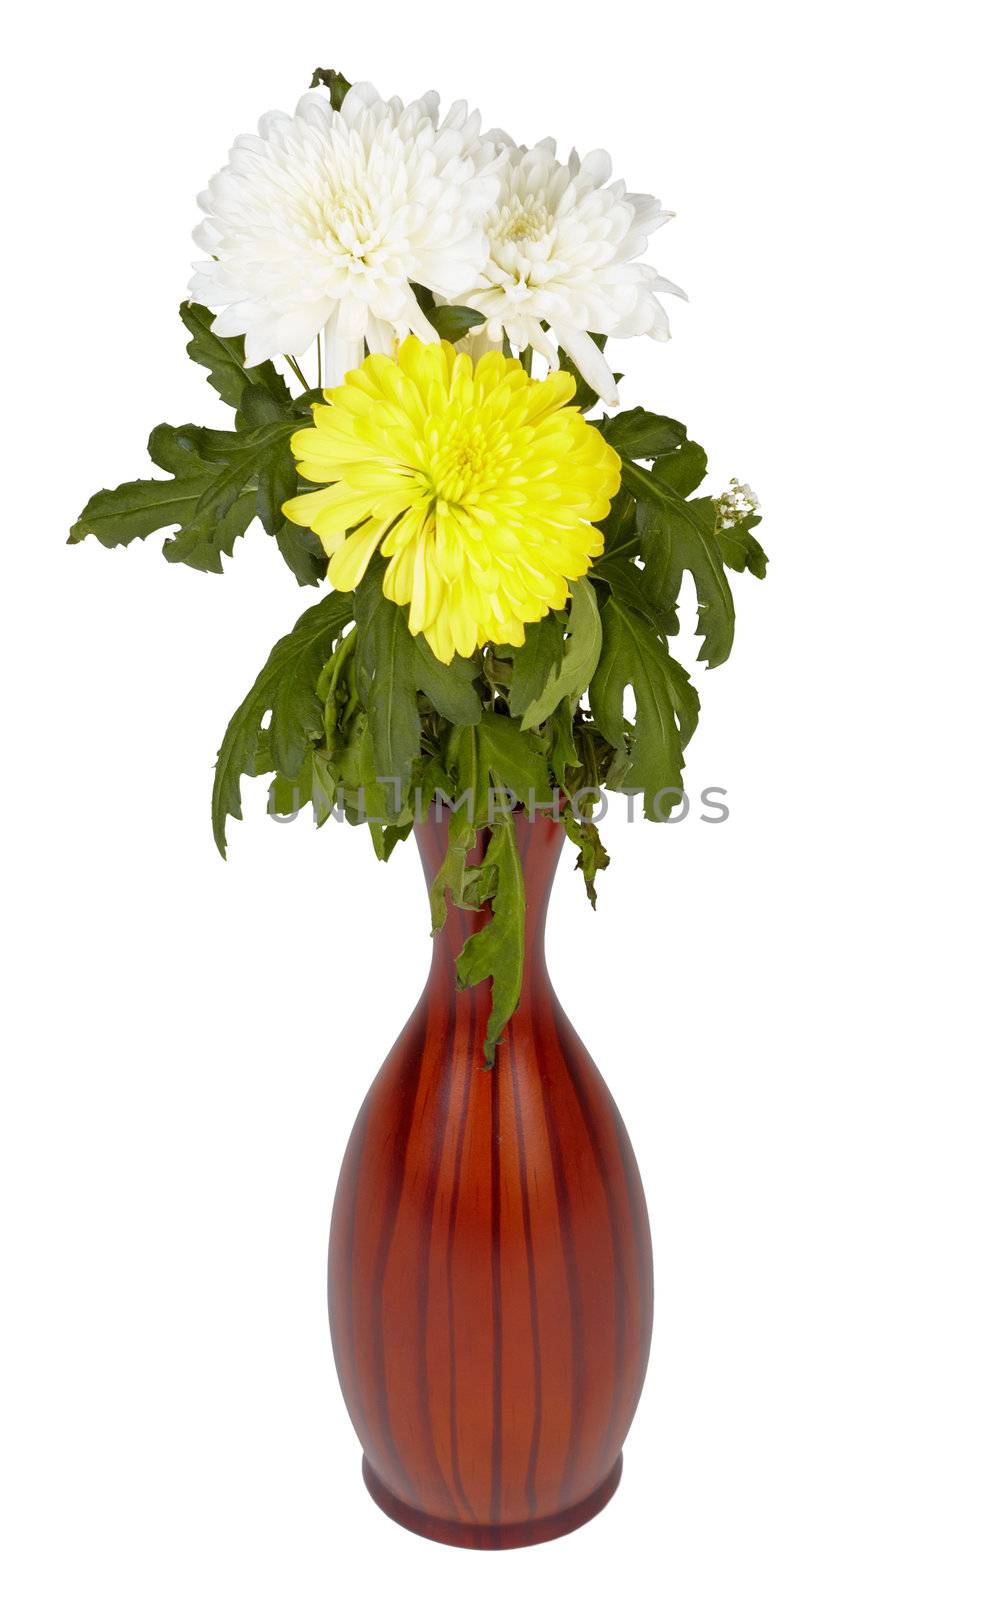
<box><xmin>414</xmin><ymin>810</ymin><xmax>564</xmax><ymax>1001</ymax></box>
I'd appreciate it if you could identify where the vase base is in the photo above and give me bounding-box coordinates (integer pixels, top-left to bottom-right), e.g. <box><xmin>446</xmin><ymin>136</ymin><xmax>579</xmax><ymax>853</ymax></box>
<box><xmin>360</xmin><ymin>1453</ymin><xmax>624</xmax><ymax>1550</ymax></box>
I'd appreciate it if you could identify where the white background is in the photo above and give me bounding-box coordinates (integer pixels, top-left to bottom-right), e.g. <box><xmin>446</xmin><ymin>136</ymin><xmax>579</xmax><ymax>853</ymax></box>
<box><xmin>2</xmin><ymin>3</ymin><xmax>986</xmax><ymax>1595</ymax></box>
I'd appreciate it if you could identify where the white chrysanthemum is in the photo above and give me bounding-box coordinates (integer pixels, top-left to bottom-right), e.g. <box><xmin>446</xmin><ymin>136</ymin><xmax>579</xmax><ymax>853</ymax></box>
<box><xmin>189</xmin><ymin>83</ymin><xmax>504</xmax><ymax>382</ymax></box>
<box><xmin>462</xmin><ymin>139</ymin><xmax>685</xmax><ymax>405</ymax></box>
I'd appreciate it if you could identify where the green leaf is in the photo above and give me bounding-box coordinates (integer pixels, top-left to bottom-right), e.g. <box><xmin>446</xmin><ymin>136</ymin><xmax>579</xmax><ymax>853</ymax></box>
<box><xmin>309</xmin><ymin>65</ymin><xmax>352</xmax><ymax>110</ymax></box>
<box><xmin>69</xmin><ymin>423</ymin><xmax>256</xmax><ymax>573</ymax></box>
<box><xmin>381</xmin><ymin>820</ymin><xmax>414</xmax><ymax>860</ymax></box>
<box><xmin>188</xmin><ymin>450</ymin><xmax>258</xmax><ymax>524</ymax></box>
<box><xmin>353</xmin><ymin>579</ymin><xmax>422</xmax><ymax>813</ymax></box>
<box><xmin>444</xmin><ymin>710</ymin><xmax>554</xmax><ymax>819</ymax></box>
<box><xmin>564</xmin><ymin>812</ymin><xmax>610</xmax><ymax>908</ymax></box>
<box><xmin>293</xmin><ymin>387</ymin><xmax>328</xmax><ymax>414</ymax></box>
<box><xmin>255</xmin><ymin>441</ymin><xmax>296</xmax><ymax>538</ymax></box>
<box><xmin>428</xmin><ymin>799</ymin><xmax>478</xmax><ymax>933</ymax></box>
<box><xmin>444</xmin><ymin>721</ymin><xmax>481</xmax><ymax>809</ymax></box>
<box><xmin>718</xmin><ymin>516</ymin><xmax>769</xmax><ymax>579</ymax></box>
<box><xmin>600</xmin><ymin>409</ymin><xmax>687</xmax><ymax>460</ymax></box>
<box><xmin>330</xmin><ymin>712</ymin><xmax>391</xmax><ymax>846</ymax></box>
<box><xmin>477</xmin><ymin>711</ymin><xmax>554</xmax><ymax>804</ymax></box>
<box><xmin>411</xmin><ymin>283</ymin><xmax>437</xmax><ymax>315</ymax></box>
<box><xmin>211</xmin><ymin>592</ymin><xmax>353</xmax><ymax>855</ymax></box>
<box><xmin>508</xmin><ymin>614</ymin><xmax>566</xmax><ymax>720</ymax></box>
<box><xmin>455</xmin><ymin>814</ymin><xmax>526</xmax><ymax>1065</ymax></box>
<box><xmin>422</xmin><ymin>303</ymin><xmax>486</xmax><ymax>342</ymax></box>
<box><xmin>518</xmin><ymin>578</ymin><xmax>602</xmax><ymax>729</ymax></box>
<box><xmin>292</xmin><ymin>734</ymin><xmax>349</xmax><ymax>827</ymax></box>
<box><xmin>413</xmin><ymin>635</ymin><xmax>483</xmax><ymax>725</ymax></box>
<box><xmin>354</xmin><ymin>573</ymin><xmax>484</xmax><ymax>801</ymax></box>
<box><xmin>599</xmin><ymin>485</ymin><xmax>638</xmax><ymax>553</ymax></box>
<box><xmin>268</xmin><ymin>757</ymin><xmax>313</xmax><ymax>818</ymax></box>
<box><xmin>591</xmin><ymin>491</ymin><xmax>669</xmax><ymax>626</ymax></box>
<box><xmin>625</xmin><ymin>460</ymin><xmax>735</xmax><ymax>668</ymax></box>
<box><xmin>255</xmin><ymin>435</ymin><xmax>327</xmax><ymax>587</ymax></box>
<box><xmin>236</xmin><ymin>383</ymin><xmax>292</xmax><ymax>431</ymax></box>
<box><xmin>309</xmin><ymin>750</ymin><xmax>339</xmax><ymax>825</ymax></box>
<box><xmin>590</xmin><ymin>551</ymin><xmax>669</xmax><ymax>632</ymax></box>
<box><xmin>161</xmin><ymin>422</ymin><xmax>241</xmax><ymax>463</ymax></box>
<box><xmin>273</xmin><ymin>523</ymin><xmax>328</xmax><ymax>587</ymax></box>
<box><xmin>179</xmin><ymin>301</ymin><xmax>292</xmax><ymax>411</ymax></box>
<box><xmin>160</xmin><ymin>509</ymin><xmax>256</xmax><ymax>574</ymax></box>
<box><xmin>589</xmin><ymin>595</ymin><xmax>699</xmax><ymax>819</ymax></box>
<box><xmin>548</xmin><ymin>700</ymin><xmax>580</xmax><ymax>785</ymax></box>
<box><xmin>651</xmin><ymin>437</ymin><xmax>708</xmax><ymax>497</ymax></box>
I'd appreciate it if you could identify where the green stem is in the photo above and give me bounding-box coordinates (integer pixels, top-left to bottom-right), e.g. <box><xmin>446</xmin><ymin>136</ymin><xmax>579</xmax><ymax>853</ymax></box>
<box><xmin>286</xmin><ymin>355</ymin><xmax>308</xmax><ymax>390</ymax></box>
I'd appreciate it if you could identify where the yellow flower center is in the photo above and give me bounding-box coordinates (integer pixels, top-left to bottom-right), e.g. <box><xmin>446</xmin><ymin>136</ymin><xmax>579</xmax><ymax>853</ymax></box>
<box><xmin>427</xmin><ymin>425</ymin><xmax>503</xmax><ymax>504</ymax></box>
<box><xmin>494</xmin><ymin>198</ymin><xmax>552</xmax><ymax>245</ymax></box>
<box><xmin>308</xmin><ymin>190</ymin><xmax>378</xmax><ymax>262</ymax></box>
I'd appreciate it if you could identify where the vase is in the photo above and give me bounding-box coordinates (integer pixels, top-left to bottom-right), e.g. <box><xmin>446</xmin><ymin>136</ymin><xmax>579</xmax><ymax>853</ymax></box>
<box><xmin>327</xmin><ymin>808</ymin><xmax>653</xmax><ymax>1549</ymax></box>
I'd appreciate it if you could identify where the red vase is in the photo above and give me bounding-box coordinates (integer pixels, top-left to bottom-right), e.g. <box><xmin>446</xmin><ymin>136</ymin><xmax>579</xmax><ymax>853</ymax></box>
<box><xmin>328</xmin><ymin>809</ymin><xmax>653</xmax><ymax>1548</ymax></box>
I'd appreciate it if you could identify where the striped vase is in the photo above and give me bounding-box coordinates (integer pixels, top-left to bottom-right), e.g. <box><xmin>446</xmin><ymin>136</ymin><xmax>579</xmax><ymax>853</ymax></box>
<box><xmin>328</xmin><ymin>809</ymin><xmax>653</xmax><ymax>1548</ymax></box>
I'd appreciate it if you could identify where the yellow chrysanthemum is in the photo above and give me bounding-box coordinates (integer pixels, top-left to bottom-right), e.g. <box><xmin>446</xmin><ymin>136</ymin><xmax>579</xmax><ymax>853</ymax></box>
<box><xmin>282</xmin><ymin>337</ymin><xmax>621</xmax><ymax>662</ymax></box>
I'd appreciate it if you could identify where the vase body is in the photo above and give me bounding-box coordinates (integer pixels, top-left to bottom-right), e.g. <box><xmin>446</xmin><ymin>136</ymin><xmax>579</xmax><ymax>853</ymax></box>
<box><xmin>327</xmin><ymin>810</ymin><xmax>653</xmax><ymax>1548</ymax></box>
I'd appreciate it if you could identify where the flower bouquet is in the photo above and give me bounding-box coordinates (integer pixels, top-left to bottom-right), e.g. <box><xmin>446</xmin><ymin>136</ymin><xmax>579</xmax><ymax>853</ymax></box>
<box><xmin>71</xmin><ymin>66</ymin><xmax>767</xmax><ymax>1547</ymax></box>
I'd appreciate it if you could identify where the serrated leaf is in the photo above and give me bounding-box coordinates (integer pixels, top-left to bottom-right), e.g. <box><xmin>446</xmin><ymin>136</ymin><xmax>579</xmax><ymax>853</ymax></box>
<box><xmin>162</xmin><ymin>423</ymin><xmax>241</xmax><ymax>463</ymax></box>
<box><xmin>589</xmin><ymin>595</ymin><xmax>699</xmax><ymax>819</ymax></box>
<box><xmin>268</xmin><ymin>757</ymin><xmax>313</xmax><ymax>818</ymax></box>
<box><xmin>564</xmin><ymin>812</ymin><xmax>610</xmax><ymax>907</ymax></box>
<box><xmin>508</xmin><ymin>614</ymin><xmax>566</xmax><ymax>719</ymax></box>
<box><xmin>353</xmin><ymin>579</ymin><xmax>421</xmax><ymax>813</ymax></box>
<box><xmin>211</xmin><ymin>592</ymin><xmax>353</xmax><ymax>855</ymax></box>
<box><xmin>590</xmin><ymin>552</ymin><xmax>670</xmax><ymax>632</ymax></box>
<box><xmin>454</xmin><ymin>814</ymin><xmax>526</xmax><ymax>1065</ymax></box>
<box><xmin>273</xmin><ymin>522</ymin><xmax>327</xmax><ymax>587</ymax></box>
<box><xmin>255</xmin><ymin>441</ymin><xmax>297</xmax><ymax>538</ymax></box>
<box><xmin>650</xmin><ymin>436</ymin><xmax>708</xmax><ymax>497</ymax></box>
<box><xmin>413</xmin><ymin>635</ymin><xmax>483</xmax><ymax>724</ymax></box>
<box><xmin>255</xmin><ymin>437</ymin><xmax>327</xmax><ymax>587</ymax></box>
<box><xmin>718</xmin><ymin>516</ymin><xmax>769</xmax><ymax>579</ymax></box>
<box><xmin>519</xmin><ymin>578</ymin><xmax>602</xmax><ymax>729</ymax></box>
<box><xmin>160</xmin><ymin>504</ymin><xmax>256</xmax><ymax>573</ymax></box>
<box><xmin>309</xmin><ymin>750</ymin><xmax>338</xmax><ymax>824</ymax></box>
<box><xmin>599</xmin><ymin>485</ymin><xmax>638</xmax><ymax>553</ymax></box>
<box><xmin>354</xmin><ymin>572</ymin><xmax>483</xmax><ymax>800</ymax></box>
<box><xmin>190</xmin><ymin>450</ymin><xmax>259</xmax><ymax>524</ymax></box>
<box><xmin>236</xmin><ymin>384</ymin><xmax>292</xmax><ymax>431</ymax></box>
<box><xmin>328</xmin><ymin>713</ymin><xmax>396</xmax><ymax>854</ymax></box>
<box><xmin>179</xmin><ymin>301</ymin><xmax>292</xmax><ymax>411</ymax></box>
<box><xmin>69</xmin><ymin>423</ymin><xmax>256</xmax><ymax>572</ymax></box>
<box><xmin>548</xmin><ymin>700</ymin><xmax>580</xmax><ymax>785</ymax></box>
<box><xmin>625</xmin><ymin>460</ymin><xmax>735</xmax><ymax>668</ymax></box>
<box><xmin>381</xmin><ymin>820</ymin><xmax>414</xmax><ymax>860</ymax></box>
<box><xmin>477</xmin><ymin>711</ymin><xmax>554</xmax><ymax>804</ymax></box>
<box><xmin>422</xmin><ymin>303</ymin><xmax>486</xmax><ymax>342</ymax></box>
<box><xmin>428</xmin><ymin>799</ymin><xmax>478</xmax><ymax>933</ymax></box>
<box><xmin>600</xmin><ymin>409</ymin><xmax>687</xmax><ymax>460</ymax></box>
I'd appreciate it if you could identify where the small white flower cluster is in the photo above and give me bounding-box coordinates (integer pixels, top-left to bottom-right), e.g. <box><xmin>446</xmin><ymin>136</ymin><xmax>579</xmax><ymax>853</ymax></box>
<box><xmin>715</xmin><ymin>478</ymin><xmax>760</xmax><ymax>530</ymax></box>
<box><xmin>190</xmin><ymin>81</ymin><xmax>683</xmax><ymax>403</ymax></box>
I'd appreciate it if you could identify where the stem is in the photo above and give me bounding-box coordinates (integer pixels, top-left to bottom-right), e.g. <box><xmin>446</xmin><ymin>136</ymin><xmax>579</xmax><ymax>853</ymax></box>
<box><xmin>316</xmin><ymin>332</ymin><xmax>323</xmax><ymax>390</ymax></box>
<box><xmin>519</xmin><ymin>345</ymin><xmax>533</xmax><ymax>376</ymax></box>
<box><xmin>286</xmin><ymin>355</ymin><xmax>308</xmax><ymax>390</ymax></box>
